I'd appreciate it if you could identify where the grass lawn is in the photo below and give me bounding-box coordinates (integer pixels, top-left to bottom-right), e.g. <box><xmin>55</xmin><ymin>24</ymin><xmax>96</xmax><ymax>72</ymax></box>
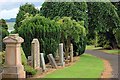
<box><xmin>101</xmin><ymin>49</ymin><xmax>120</xmax><ymax>55</ymax></box>
<box><xmin>44</xmin><ymin>54</ymin><xmax>104</xmax><ymax>78</ymax></box>
<box><xmin>86</xmin><ymin>45</ymin><xmax>120</xmax><ymax>55</ymax></box>
<box><xmin>86</xmin><ymin>45</ymin><xmax>102</xmax><ymax>50</ymax></box>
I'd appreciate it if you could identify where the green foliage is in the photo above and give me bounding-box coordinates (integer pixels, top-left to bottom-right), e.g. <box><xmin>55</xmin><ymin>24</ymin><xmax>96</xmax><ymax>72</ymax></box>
<box><xmin>24</xmin><ymin>65</ymin><xmax>37</xmax><ymax>75</ymax></box>
<box><xmin>87</xmin><ymin>2</ymin><xmax>120</xmax><ymax>49</ymax></box>
<box><xmin>45</xmin><ymin>54</ymin><xmax>104</xmax><ymax>78</ymax></box>
<box><xmin>112</xmin><ymin>2</ymin><xmax>120</xmax><ymax>17</ymax></box>
<box><xmin>115</xmin><ymin>28</ymin><xmax>120</xmax><ymax>47</ymax></box>
<box><xmin>21</xmin><ymin>47</ymin><xmax>27</xmax><ymax>65</ymax></box>
<box><xmin>0</xmin><ymin>51</ymin><xmax>5</xmax><ymax>64</ymax></box>
<box><xmin>18</xmin><ymin>15</ymin><xmax>61</xmax><ymax>62</ymax></box>
<box><xmin>97</xmin><ymin>33</ymin><xmax>111</xmax><ymax>49</ymax></box>
<box><xmin>57</xmin><ymin>17</ymin><xmax>86</xmax><ymax>56</ymax></box>
<box><xmin>14</xmin><ymin>3</ymin><xmax>39</xmax><ymax>32</ymax></box>
<box><xmin>41</xmin><ymin>2</ymin><xmax>87</xmax><ymax>55</ymax></box>
<box><xmin>0</xmin><ymin>19</ymin><xmax>9</xmax><ymax>51</ymax></box>
<box><xmin>21</xmin><ymin>47</ymin><xmax>37</xmax><ymax>75</ymax></box>
<box><xmin>40</xmin><ymin>2</ymin><xmax>88</xmax><ymax>28</ymax></box>
<box><xmin>0</xmin><ymin>19</ymin><xmax>8</xmax><ymax>30</ymax></box>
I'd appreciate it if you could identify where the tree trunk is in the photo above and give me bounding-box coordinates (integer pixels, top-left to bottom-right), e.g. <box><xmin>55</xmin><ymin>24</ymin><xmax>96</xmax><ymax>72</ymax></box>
<box><xmin>105</xmin><ymin>31</ymin><xmax>118</xmax><ymax>49</ymax></box>
<box><xmin>65</xmin><ymin>38</ymin><xmax>71</xmax><ymax>60</ymax></box>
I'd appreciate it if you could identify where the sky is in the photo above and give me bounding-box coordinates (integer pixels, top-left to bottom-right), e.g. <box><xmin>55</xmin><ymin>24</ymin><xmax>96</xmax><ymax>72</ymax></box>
<box><xmin>0</xmin><ymin>0</ymin><xmax>45</xmax><ymax>19</ymax></box>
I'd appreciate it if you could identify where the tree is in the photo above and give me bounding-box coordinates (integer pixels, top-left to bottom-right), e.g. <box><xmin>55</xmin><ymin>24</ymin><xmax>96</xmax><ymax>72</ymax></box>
<box><xmin>57</xmin><ymin>17</ymin><xmax>86</xmax><ymax>57</ymax></box>
<box><xmin>40</xmin><ymin>2</ymin><xmax>88</xmax><ymax>28</ymax></box>
<box><xmin>18</xmin><ymin>15</ymin><xmax>61</xmax><ymax>62</ymax></box>
<box><xmin>112</xmin><ymin>2</ymin><xmax>120</xmax><ymax>17</ymax></box>
<box><xmin>87</xmin><ymin>2</ymin><xmax>120</xmax><ymax>49</ymax></box>
<box><xmin>0</xmin><ymin>19</ymin><xmax>8</xmax><ymax>30</ymax></box>
<box><xmin>40</xmin><ymin>2</ymin><xmax>88</xmax><ymax>55</ymax></box>
<box><xmin>0</xmin><ymin>19</ymin><xmax>9</xmax><ymax>51</ymax></box>
<box><xmin>14</xmin><ymin>3</ymin><xmax>39</xmax><ymax>32</ymax></box>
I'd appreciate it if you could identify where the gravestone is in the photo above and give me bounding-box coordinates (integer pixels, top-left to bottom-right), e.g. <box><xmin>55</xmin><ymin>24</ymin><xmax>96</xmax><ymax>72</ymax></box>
<box><xmin>47</xmin><ymin>54</ymin><xmax>57</xmax><ymax>69</ymax></box>
<box><xmin>28</xmin><ymin>56</ymin><xmax>32</xmax><ymax>61</ymax></box>
<box><xmin>70</xmin><ymin>44</ymin><xmax>73</xmax><ymax>62</ymax></box>
<box><xmin>2</xmin><ymin>34</ymin><xmax>25</xmax><ymax>78</ymax></box>
<box><xmin>58</xmin><ymin>43</ymin><xmax>65</xmax><ymax>66</ymax></box>
<box><xmin>0</xmin><ymin>54</ymin><xmax>2</xmax><ymax>64</ymax></box>
<box><xmin>28</xmin><ymin>56</ymin><xmax>32</xmax><ymax>66</ymax></box>
<box><xmin>55</xmin><ymin>49</ymin><xmax>59</xmax><ymax>61</ymax></box>
<box><xmin>0</xmin><ymin>73</ymin><xmax>2</xmax><ymax>80</ymax></box>
<box><xmin>40</xmin><ymin>53</ymin><xmax>46</xmax><ymax>72</ymax></box>
<box><xmin>31</xmin><ymin>39</ymin><xmax>40</xmax><ymax>69</ymax></box>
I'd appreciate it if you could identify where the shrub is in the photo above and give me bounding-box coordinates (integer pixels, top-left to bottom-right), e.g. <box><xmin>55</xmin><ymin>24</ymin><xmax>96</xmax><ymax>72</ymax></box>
<box><xmin>24</xmin><ymin>65</ymin><xmax>37</xmax><ymax>75</ymax></box>
<box><xmin>57</xmin><ymin>17</ymin><xmax>86</xmax><ymax>56</ymax></box>
<box><xmin>21</xmin><ymin>47</ymin><xmax>37</xmax><ymax>75</ymax></box>
<box><xmin>18</xmin><ymin>15</ymin><xmax>61</xmax><ymax>63</ymax></box>
<box><xmin>21</xmin><ymin>47</ymin><xmax>27</xmax><ymax>65</ymax></box>
<box><xmin>0</xmin><ymin>19</ymin><xmax>9</xmax><ymax>51</ymax></box>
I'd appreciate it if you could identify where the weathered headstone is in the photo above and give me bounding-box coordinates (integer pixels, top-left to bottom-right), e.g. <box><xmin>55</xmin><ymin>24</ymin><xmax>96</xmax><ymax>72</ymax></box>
<box><xmin>0</xmin><ymin>73</ymin><xmax>2</xmax><ymax>80</ymax></box>
<box><xmin>28</xmin><ymin>56</ymin><xmax>32</xmax><ymax>61</ymax></box>
<box><xmin>55</xmin><ymin>49</ymin><xmax>59</xmax><ymax>61</ymax></box>
<box><xmin>2</xmin><ymin>34</ymin><xmax>25</xmax><ymax>78</ymax></box>
<box><xmin>58</xmin><ymin>43</ymin><xmax>65</xmax><ymax>66</ymax></box>
<box><xmin>31</xmin><ymin>39</ymin><xmax>40</xmax><ymax>69</ymax></box>
<box><xmin>40</xmin><ymin>53</ymin><xmax>46</xmax><ymax>72</ymax></box>
<box><xmin>28</xmin><ymin>56</ymin><xmax>32</xmax><ymax>66</ymax></box>
<box><xmin>70</xmin><ymin>44</ymin><xmax>73</xmax><ymax>62</ymax></box>
<box><xmin>47</xmin><ymin>54</ymin><xmax>57</xmax><ymax>69</ymax></box>
<box><xmin>0</xmin><ymin>54</ymin><xmax>2</xmax><ymax>64</ymax></box>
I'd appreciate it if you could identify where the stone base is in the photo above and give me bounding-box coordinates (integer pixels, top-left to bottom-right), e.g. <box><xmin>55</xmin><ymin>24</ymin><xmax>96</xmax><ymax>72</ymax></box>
<box><xmin>2</xmin><ymin>71</ymin><xmax>25</xmax><ymax>78</ymax></box>
<box><xmin>65</xmin><ymin>60</ymin><xmax>69</xmax><ymax>64</ymax></box>
<box><xmin>2</xmin><ymin>65</ymin><xmax>25</xmax><ymax>78</ymax></box>
<box><xmin>57</xmin><ymin>62</ymin><xmax>65</xmax><ymax>67</ymax></box>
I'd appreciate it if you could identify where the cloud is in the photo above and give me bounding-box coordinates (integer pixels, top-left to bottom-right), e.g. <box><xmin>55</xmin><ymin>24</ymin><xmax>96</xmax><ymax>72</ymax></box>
<box><xmin>0</xmin><ymin>8</ymin><xmax>19</xmax><ymax>19</ymax></box>
<box><xmin>0</xmin><ymin>0</ymin><xmax>45</xmax><ymax>2</ymax></box>
<box><xmin>0</xmin><ymin>6</ymin><xmax>42</xmax><ymax>19</ymax></box>
<box><xmin>0</xmin><ymin>2</ymin><xmax>43</xmax><ymax>10</ymax></box>
<box><xmin>0</xmin><ymin>1</ymin><xmax>44</xmax><ymax>19</ymax></box>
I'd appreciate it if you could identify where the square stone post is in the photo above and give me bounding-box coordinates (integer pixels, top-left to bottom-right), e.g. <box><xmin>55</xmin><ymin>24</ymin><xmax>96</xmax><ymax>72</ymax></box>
<box><xmin>40</xmin><ymin>53</ymin><xmax>46</xmax><ymax>72</ymax></box>
<box><xmin>31</xmin><ymin>39</ymin><xmax>40</xmax><ymax>69</ymax></box>
<box><xmin>58</xmin><ymin>43</ymin><xmax>65</xmax><ymax>67</ymax></box>
<box><xmin>2</xmin><ymin>34</ymin><xmax>25</xmax><ymax>78</ymax></box>
<box><xmin>70</xmin><ymin>44</ymin><xmax>73</xmax><ymax>62</ymax></box>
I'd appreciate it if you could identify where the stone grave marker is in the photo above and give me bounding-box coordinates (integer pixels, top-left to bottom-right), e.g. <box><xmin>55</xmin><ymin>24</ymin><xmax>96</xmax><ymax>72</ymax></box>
<box><xmin>47</xmin><ymin>54</ymin><xmax>57</xmax><ymax>69</ymax></box>
<box><xmin>70</xmin><ymin>44</ymin><xmax>73</xmax><ymax>62</ymax></box>
<box><xmin>40</xmin><ymin>53</ymin><xmax>46</xmax><ymax>72</ymax></box>
<box><xmin>31</xmin><ymin>39</ymin><xmax>40</xmax><ymax>69</ymax></box>
<box><xmin>28</xmin><ymin>56</ymin><xmax>32</xmax><ymax>66</ymax></box>
<box><xmin>58</xmin><ymin>43</ymin><xmax>65</xmax><ymax>66</ymax></box>
<box><xmin>2</xmin><ymin>34</ymin><xmax>25</xmax><ymax>78</ymax></box>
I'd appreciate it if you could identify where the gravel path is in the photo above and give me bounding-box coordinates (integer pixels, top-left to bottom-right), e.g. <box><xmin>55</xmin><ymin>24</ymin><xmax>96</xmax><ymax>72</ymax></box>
<box><xmin>85</xmin><ymin>50</ymin><xmax>119</xmax><ymax>79</ymax></box>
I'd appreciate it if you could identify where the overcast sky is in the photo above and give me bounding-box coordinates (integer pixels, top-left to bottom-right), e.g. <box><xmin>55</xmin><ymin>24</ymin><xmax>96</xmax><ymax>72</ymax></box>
<box><xmin>0</xmin><ymin>0</ymin><xmax>45</xmax><ymax>19</ymax></box>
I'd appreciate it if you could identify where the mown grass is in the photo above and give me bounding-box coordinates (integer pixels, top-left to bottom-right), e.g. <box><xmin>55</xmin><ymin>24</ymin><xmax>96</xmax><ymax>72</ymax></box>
<box><xmin>102</xmin><ymin>49</ymin><xmax>120</xmax><ymax>55</ymax></box>
<box><xmin>44</xmin><ymin>54</ymin><xmax>104</xmax><ymax>78</ymax></box>
<box><xmin>86</xmin><ymin>45</ymin><xmax>120</xmax><ymax>55</ymax></box>
<box><xmin>86</xmin><ymin>45</ymin><xmax>102</xmax><ymax>50</ymax></box>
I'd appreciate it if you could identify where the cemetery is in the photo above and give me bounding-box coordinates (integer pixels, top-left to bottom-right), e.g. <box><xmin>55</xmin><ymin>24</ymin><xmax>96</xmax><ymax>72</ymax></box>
<box><xmin>0</xmin><ymin>34</ymin><xmax>77</xmax><ymax>79</ymax></box>
<box><xmin>0</xmin><ymin>1</ymin><xmax>120</xmax><ymax>79</ymax></box>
